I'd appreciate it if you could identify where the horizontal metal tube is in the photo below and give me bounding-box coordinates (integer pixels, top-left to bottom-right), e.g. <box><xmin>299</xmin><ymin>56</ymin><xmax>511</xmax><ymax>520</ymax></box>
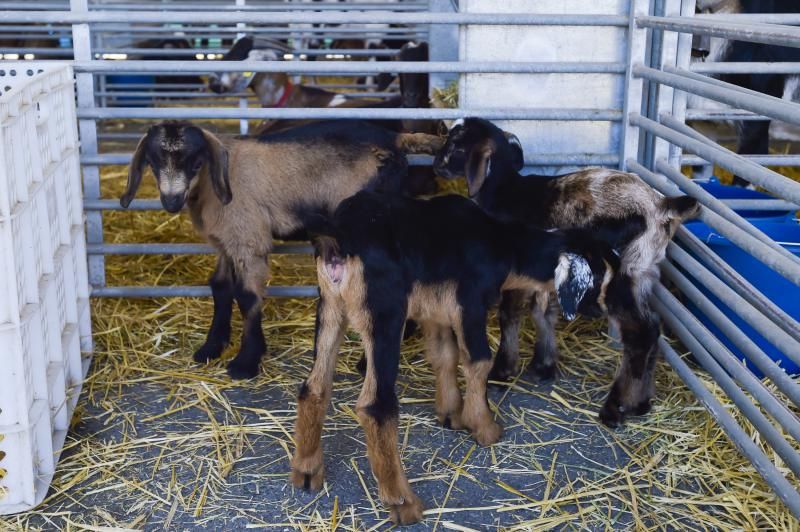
<box><xmin>629</xmin><ymin>113</ymin><xmax>800</xmax><ymax>205</ymax></box>
<box><xmin>691</xmin><ymin>62</ymin><xmax>800</xmax><ymax>75</ymax></box>
<box><xmin>653</xmin><ymin>292</ymin><xmax>800</xmax><ymax>476</ymax></box>
<box><xmin>77</xmin><ymin>107</ymin><xmax>623</xmax><ymax>121</ymax></box>
<box><xmin>694</xmin><ymin>13</ymin><xmax>800</xmax><ymax>25</ymax></box>
<box><xmin>0</xmin><ymin>1</ymin><xmax>429</xmax><ymax>10</ymax></box>
<box><xmin>636</xmin><ymin>15</ymin><xmax>800</xmax><ymax>49</ymax></box>
<box><xmin>685</xmin><ymin>109</ymin><xmax>769</xmax><ymax>121</ymax></box>
<box><xmin>681</xmin><ymin>154</ymin><xmax>800</xmax><ymax>167</ymax></box>
<box><xmin>633</xmin><ymin>66</ymin><xmax>800</xmax><ymax>127</ymax></box>
<box><xmin>627</xmin><ymin>160</ymin><xmax>800</xmax><ymax>286</ymax></box>
<box><xmin>667</xmin><ymin>244</ymin><xmax>800</xmax><ymax>365</ymax></box>
<box><xmin>718</xmin><ymin>199</ymin><xmax>800</xmax><ymax>211</ymax></box>
<box><xmin>87</xmin><ymin>243</ymin><xmax>314</xmax><ymax>255</ymax></box>
<box><xmin>91</xmin><ymin>285</ymin><xmax>319</xmax><ymax>298</ymax></box>
<box><xmin>657</xmin><ymin>269</ymin><xmax>800</xmax><ymax>408</ymax></box>
<box><xmin>675</xmin><ymin>226</ymin><xmax>800</xmax><ymax>344</ymax></box>
<box><xmin>654</xmin><ymin>158</ymin><xmax>800</xmax><ymax>265</ymax></box>
<box><xmin>80</xmin><ymin>153</ymin><xmax>617</xmax><ymax>168</ymax></box>
<box><xmin>70</xmin><ymin>60</ymin><xmax>628</xmax><ymax>74</ymax></box>
<box><xmin>658</xmin><ymin>338</ymin><xmax>800</xmax><ymax>520</ymax></box>
<box><xmin>0</xmin><ymin>11</ymin><xmax>631</xmax><ymax>26</ymax></box>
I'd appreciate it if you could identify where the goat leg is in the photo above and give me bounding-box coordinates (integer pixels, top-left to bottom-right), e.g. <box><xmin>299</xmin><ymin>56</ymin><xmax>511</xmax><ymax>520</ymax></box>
<box><xmin>290</xmin><ymin>293</ymin><xmax>346</xmax><ymax>492</ymax></box>
<box><xmin>227</xmin><ymin>257</ymin><xmax>268</xmax><ymax>379</ymax></box>
<box><xmin>194</xmin><ymin>254</ymin><xmax>235</xmax><ymax>363</ymax></box>
<box><xmin>490</xmin><ymin>290</ymin><xmax>527</xmax><ymax>382</ymax></box>
<box><xmin>528</xmin><ymin>292</ymin><xmax>560</xmax><ymax>383</ymax></box>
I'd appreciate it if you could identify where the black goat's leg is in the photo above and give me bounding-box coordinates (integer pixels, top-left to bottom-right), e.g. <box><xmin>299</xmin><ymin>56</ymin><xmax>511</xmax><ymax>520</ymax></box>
<box><xmin>490</xmin><ymin>290</ymin><xmax>527</xmax><ymax>382</ymax></box>
<box><xmin>227</xmin><ymin>256</ymin><xmax>269</xmax><ymax>380</ymax></box>
<box><xmin>193</xmin><ymin>254</ymin><xmax>235</xmax><ymax>363</ymax></box>
<box><xmin>528</xmin><ymin>291</ymin><xmax>560</xmax><ymax>383</ymax></box>
<box><xmin>734</xmin><ymin>120</ymin><xmax>771</xmax><ymax>187</ymax></box>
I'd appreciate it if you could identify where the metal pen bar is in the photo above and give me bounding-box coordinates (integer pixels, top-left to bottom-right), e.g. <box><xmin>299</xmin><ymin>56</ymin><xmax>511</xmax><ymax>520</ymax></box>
<box><xmin>692</xmin><ymin>62</ymin><xmax>800</xmax><ymax>75</ymax></box>
<box><xmin>629</xmin><ymin>113</ymin><xmax>800</xmax><ymax>205</ymax></box>
<box><xmin>91</xmin><ymin>285</ymin><xmax>319</xmax><ymax>298</ymax></box>
<box><xmin>666</xmin><ymin>244</ymin><xmax>800</xmax><ymax>365</ymax></box>
<box><xmin>681</xmin><ymin>154</ymin><xmax>800</xmax><ymax>167</ymax></box>
<box><xmin>653</xmin><ymin>292</ymin><xmax>800</xmax><ymax>477</ymax></box>
<box><xmin>657</xmin><ymin>266</ymin><xmax>800</xmax><ymax>408</ymax></box>
<box><xmin>718</xmin><ymin>199</ymin><xmax>800</xmax><ymax>211</ymax></box>
<box><xmin>659</xmin><ymin>338</ymin><xmax>800</xmax><ymax>519</ymax></box>
<box><xmin>633</xmin><ymin>66</ymin><xmax>800</xmax><ymax>127</ymax></box>
<box><xmin>0</xmin><ymin>11</ymin><xmax>631</xmax><ymax>25</ymax></box>
<box><xmin>636</xmin><ymin>15</ymin><xmax>800</xmax><ymax>49</ymax></box>
<box><xmin>627</xmin><ymin>159</ymin><xmax>800</xmax><ymax>286</ymax></box>
<box><xmin>77</xmin><ymin>107</ymin><xmax>624</xmax><ymax>121</ymax></box>
<box><xmin>87</xmin><ymin>242</ymin><xmax>313</xmax><ymax>255</ymax></box>
<box><xmin>693</xmin><ymin>13</ymin><xmax>800</xmax><ymax>25</ymax></box>
<box><xmin>654</xmin><ymin>157</ymin><xmax>800</xmax><ymax>265</ymax></box>
<box><xmin>674</xmin><ymin>226</ymin><xmax>800</xmax><ymax>344</ymax></box>
<box><xmin>79</xmin><ymin>153</ymin><xmax>617</xmax><ymax>169</ymax></box>
<box><xmin>69</xmin><ymin>60</ymin><xmax>629</xmax><ymax>74</ymax></box>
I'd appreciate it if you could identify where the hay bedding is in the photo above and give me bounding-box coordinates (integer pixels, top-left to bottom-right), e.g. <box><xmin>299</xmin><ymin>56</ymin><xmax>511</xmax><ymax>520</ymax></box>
<box><xmin>1</xmin><ymin>158</ymin><xmax>799</xmax><ymax>530</ymax></box>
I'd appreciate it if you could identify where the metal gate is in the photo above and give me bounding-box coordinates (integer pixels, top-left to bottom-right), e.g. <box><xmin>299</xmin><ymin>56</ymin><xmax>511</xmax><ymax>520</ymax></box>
<box><xmin>1</xmin><ymin>0</ymin><xmax>799</xmax><ymax>518</ymax></box>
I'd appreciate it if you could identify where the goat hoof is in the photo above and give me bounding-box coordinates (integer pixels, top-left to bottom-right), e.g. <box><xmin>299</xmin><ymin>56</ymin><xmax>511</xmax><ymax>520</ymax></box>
<box><xmin>388</xmin><ymin>493</ymin><xmax>424</xmax><ymax>525</ymax></box>
<box><xmin>529</xmin><ymin>362</ymin><xmax>557</xmax><ymax>383</ymax></box>
<box><xmin>226</xmin><ymin>358</ymin><xmax>259</xmax><ymax>380</ymax></box>
<box><xmin>598</xmin><ymin>401</ymin><xmax>625</xmax><ymax>428</ymax></box>
<box><xmin>631</xmin><ymin>398</ymin><xmax>652</xmax><ymax>417</ymax></box>
<box><xmin>355</xmin><ymin>355</ymin><xmax>367</xmax><ymax>378</ymax></box>
<box><xmin>472</xmin><ymin>421</ymin><xmax>503</xmax><ymax>447</ymax></box>
<box><xmin>193</xmin><ymin>341</ymin><xmax>226</xmax><ymax>363</ymax></box>
<box><xmin>290</xmin><ymin>466</ymin><xmax>324</xmax><ymax>492</ymax></box>
<box><xmin>488</xmin><ymin>361</ymin><xmax>516</xmax><ymax>385</ymax></box>
<box><xmin>437</xmin><ymin>412</ymin><xmax>464</xmax><ymax>431</ymax></box>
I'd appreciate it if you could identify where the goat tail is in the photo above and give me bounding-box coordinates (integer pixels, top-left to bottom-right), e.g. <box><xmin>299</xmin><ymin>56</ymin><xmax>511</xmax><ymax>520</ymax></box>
<box><xmin>660</xmin><ymin>195</ymin><xmax>700</xmax><ymax>222</ymax></box>
<box><xmin>395</xmin><ymin>132</ymin><xmax>444</xmax><ymax>155</ymax></box>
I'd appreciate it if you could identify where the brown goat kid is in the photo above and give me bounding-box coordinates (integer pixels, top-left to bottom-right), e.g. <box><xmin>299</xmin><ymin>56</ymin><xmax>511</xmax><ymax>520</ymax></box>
<box><xmin>121</xmin><ymin>120</ymin><xmax>442</xmax><ymax>379</ymax></box>
<box><xmin>434</xmin><ymin>118</ymin><xmax>699</xmax><ymax>426</ymax></box>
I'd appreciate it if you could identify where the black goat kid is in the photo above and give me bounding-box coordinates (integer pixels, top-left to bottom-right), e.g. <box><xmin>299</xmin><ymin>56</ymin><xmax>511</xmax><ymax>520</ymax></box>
<box><xmin>291</xmin><ymin>190</ymin><xmax>634</xmax><ymax>524</ymax></box>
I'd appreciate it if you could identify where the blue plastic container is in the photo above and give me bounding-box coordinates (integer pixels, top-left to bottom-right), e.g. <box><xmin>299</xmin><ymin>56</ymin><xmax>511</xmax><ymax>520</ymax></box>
<box><xmin>683</xmin><ymin>221</ymin><xmax>800</xmax><ymax>377</ymax></box>
<box><xmin>106</xmin><ymin>75</ymin><xmax>157</xmax><ymax>106</ymax></box>
<box><xmin>695</xmin><ymin>177</ymin><xmax>795</xmax><ymax>222</ymax></box>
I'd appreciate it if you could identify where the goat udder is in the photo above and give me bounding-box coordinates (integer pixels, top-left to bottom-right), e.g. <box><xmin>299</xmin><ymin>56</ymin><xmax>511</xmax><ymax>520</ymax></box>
<box><xmin>325</xmin><ymin>257</ymin><xmax>345</xmax><ymax>284</ymax></box>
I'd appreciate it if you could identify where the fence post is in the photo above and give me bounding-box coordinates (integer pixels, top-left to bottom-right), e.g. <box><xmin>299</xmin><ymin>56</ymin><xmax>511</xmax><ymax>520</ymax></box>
<box><xmin>620</xmin><ymin>0</ymin><xmax>652</xmax><ymax>170</ymax></box>
<box><xmin>70</xmin><ymin>0</ymin><xmax>105</xmax><ymax>289</ymax></box>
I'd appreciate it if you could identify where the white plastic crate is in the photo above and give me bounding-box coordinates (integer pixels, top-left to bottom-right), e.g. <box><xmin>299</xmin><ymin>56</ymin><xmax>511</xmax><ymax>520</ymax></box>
<box><xmin>0</xmin><ymin>62</ymin><xmax>91</xmax><ymax>515</ymax></box>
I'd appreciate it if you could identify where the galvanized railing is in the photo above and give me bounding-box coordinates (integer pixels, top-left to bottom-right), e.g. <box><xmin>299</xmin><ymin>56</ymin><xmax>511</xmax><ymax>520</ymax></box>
<box><xmin>1</xmin><ymin>0</ymin><xmax>799</xmax><ymax>517</ymax></box>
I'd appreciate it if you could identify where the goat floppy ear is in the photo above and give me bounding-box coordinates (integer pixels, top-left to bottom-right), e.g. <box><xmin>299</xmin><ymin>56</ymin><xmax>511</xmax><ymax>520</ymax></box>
<box><xmin>503</xmin><ymin>131</ymin><xmax>524</xmax><ymax>171</ymax></box>
<box><xmin>121</xmin><ymin>132</ymin><xmax>148</xmax><ymax>208</ymax></box>
<box><xmin>465</xmin><ymin>143</ymin><xmax>494</xmax><ymax>197</ymax></box>
<box><xmin>202</xmin><ymin>130</ymin><xmax>232</xmax><ymax>205</ymax></box>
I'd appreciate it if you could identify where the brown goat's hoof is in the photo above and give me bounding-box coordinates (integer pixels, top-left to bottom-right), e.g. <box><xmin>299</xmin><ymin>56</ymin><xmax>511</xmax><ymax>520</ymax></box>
<box><xmin>528</xmin><ymin>362</ymin><xmax>557</xmax><ymax>383</ymax></box>
<box><xmin>193</xmin><ymin>341</ymin><xmax>226</xmax><ymax>363</ymax></box>
<box><xmin>226</xmin><ymin>358</ymin><xmax>259</xmax><ymax>380</ymax></box>
<box><xmin>388</xmin><ymin>493</ymin><xmax>424</xmax><ymax>525</ymax></box>
<box><xmin>472</xmin><ymin>421</ymin><xmax>503</xmax><ymax>447</ymax></box>
<box><xmin>598</xmin><ymin>401</ymin><xmax>625</xmax><ymax>428</ymax></box>
<box><xmin>437</xmin><ymin>412</ymin><xmax>465</xmax><ymax>431</ymax></box>
<box><xmin>289</xmin><ymin>465</ymin><xmax>324</xmax><ymax>492</ymax></box>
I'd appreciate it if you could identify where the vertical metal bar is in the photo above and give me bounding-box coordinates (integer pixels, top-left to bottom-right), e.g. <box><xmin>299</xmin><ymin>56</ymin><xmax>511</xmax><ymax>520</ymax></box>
<box><xmin>642</xmin><ymin>0</ymin><xmax>664</xmax><ymax>170</ymax></box>
<box><xmin>650</xmin><ymin>0</ymin><xmax>681</xmax><ymax>167</ymax></box>
<box><xmin>620</xmin><ymin>0</ymin><xmax>650</xmax><ymax>170</ymax></box>
<box><xmin>71</xmin><ymin>0</ymin><xmax>105</xmax><ymax>288</ymax></box>
<box><xmin>236</xmin><ymin>0</ymin><xmax>248</xmax><ymax>135</ymax></box>
<box><xmin>667</xmin><ymin>0</ymin><xmax>697</xmax><ymax>169</ymax></box>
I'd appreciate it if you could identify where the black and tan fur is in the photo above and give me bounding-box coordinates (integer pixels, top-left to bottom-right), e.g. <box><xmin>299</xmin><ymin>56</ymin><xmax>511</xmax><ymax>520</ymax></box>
<box><xmin>121</xmin><ymin>120</ymin><xmax>442</xmax><ymax>379</ymax></box>
<box><xmin>434</xmin><ymin>118</ymin><xmax>699</xmax><ymax>426</ymax></box>
<box><xmin>290</xmin><ymin>191</ymin><xmax>618</xmax><ymax>524</ymax></box>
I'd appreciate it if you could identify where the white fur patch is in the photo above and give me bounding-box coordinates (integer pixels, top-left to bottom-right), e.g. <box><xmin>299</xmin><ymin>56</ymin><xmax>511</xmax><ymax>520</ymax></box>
<box><xmin>554</xmin><ymin>252</ymin><xmax>594</xmax><ymax>321</ymax></box>
<box><xmin>329</xmin><ymin>94</ymin><xmax>347</xmax><ymax>107</ymax></box>
<box><xmin>450</xmin><ymin>118</ymin><xmax>465</xmax><ymax>130</ymax></box>
<box><xmin>506</xmin><ymin>133</ymin><xmax>522</xmax><ymax>150</ymax></box>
